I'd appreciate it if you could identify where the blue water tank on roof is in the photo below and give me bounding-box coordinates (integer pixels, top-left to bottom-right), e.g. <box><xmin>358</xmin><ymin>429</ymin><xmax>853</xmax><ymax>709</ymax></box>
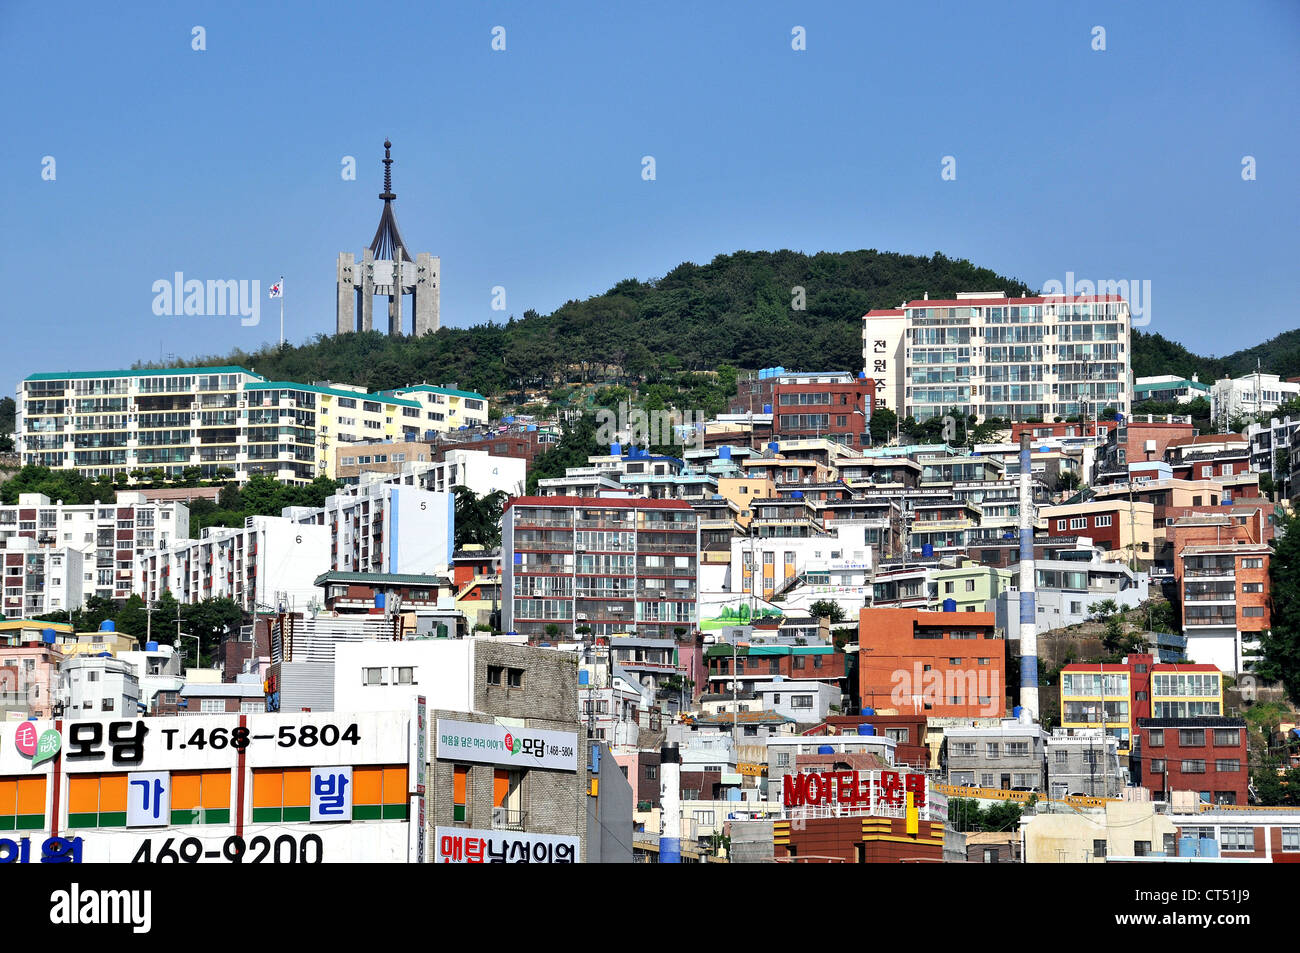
<box><xmin>99</xmin><ymin>620</ymin><xmax>115</xmax><ymax>632</ymax></box>
<box><xmin>943</xmin><ymin>598</ymin><xmax>957</xmax><ymax>612</ymax></box>
<box><xmin>921</xmin><ymin>544</ymin><xmax>934</xmax><ymax>558</ymax></box>
<box><xmin>42</xmin><ymin>629</ymin><xmax>57</xmax><ymax>644</ymax></box>
<box><xmin>817</xmin><ymin>745</ymin><xmax>834</xmax><ymax>754</ymax></box>
<box><xmin>858</xmin><ymin>724</ymin><xmax>875</xmax><ymax>736</ymax></box>
<box><xmin>146</xmin><ymin>641</ymin><xmax>159</xmax><ymax>652</ymax></box>
<box><xmin>861</xmin><ymin>707</ymin><xmax>875</xmax><ymax>716</ymax></box>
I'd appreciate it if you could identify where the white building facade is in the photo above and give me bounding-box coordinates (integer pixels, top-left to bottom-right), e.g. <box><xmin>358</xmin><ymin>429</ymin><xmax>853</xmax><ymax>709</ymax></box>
<box><xmin>863</xmin><ymin>292</ymin><xmax>1132</xmax><ymax>423</ymax></box>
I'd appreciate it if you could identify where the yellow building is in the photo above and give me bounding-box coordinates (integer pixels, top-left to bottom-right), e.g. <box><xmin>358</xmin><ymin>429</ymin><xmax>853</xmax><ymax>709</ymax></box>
<box><xmin>383</xmin><ymin>385</ymin><xmax>490</xmax><ymax>434</ymax></box>
<box><xmin>1021</xmin><ymin>801</ymin><xmax>1177</xmax><ymax>863</ymax></box>
<box><xmin>0</xmin><ymin>619</ymin><xmax>75</xmax><ymax>647</ymax></box>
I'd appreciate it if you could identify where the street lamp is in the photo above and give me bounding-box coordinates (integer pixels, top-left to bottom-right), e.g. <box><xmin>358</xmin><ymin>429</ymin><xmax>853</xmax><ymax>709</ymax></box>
<box><xmin>176</xmin><ymin>632</ymin><xmax>202</xmax><ymax>669</ymax></box>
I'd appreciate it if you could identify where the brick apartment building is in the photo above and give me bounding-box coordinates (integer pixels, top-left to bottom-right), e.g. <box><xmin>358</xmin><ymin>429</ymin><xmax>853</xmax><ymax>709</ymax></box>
<box><xmin>1173</xmin><ymin>540</ymin><xmax>1270</xmax><ymax>672</ymax></box>
<box><xmin>1038</xmin><ymin>499</ymin><xmax>1155</xmax><ymax>564</ymax></box>
<box><xmin>1010</xmin><ymin>421</ymin><xmax>1112</xmax><ymax>442</ymax></box>
<box><xmin>772</xmin><ymin>373</ymin><xmax>874</xmax><ymax>449</ymax></box>
<box><xmin>857</xmin><ymin>608</ymin><xmax>1006</xmax><ymax>718</ymax></box>
<box><xmin>704</xmin><ymin>644</ymin><xmax>850</xmax><ymax>705</ymax></box>
<box><xmin>1093</xmin><ymin>414</ymin><xmax>1195</xmax><ymax>478</ymax></box>
<box><xmin>502</xmin><ymin>495</ymin><xmax>700</xmax><ymax>640</ymax></box>
<box><xmin>1132</xmin><ymin>717</ymin><xmax>1249</xmax><ymax>805</ymax></box>
<box><xmin>1058</xmin><ymin>654</ymin><xmax>1224</xmax><ymax>754</ymax></box>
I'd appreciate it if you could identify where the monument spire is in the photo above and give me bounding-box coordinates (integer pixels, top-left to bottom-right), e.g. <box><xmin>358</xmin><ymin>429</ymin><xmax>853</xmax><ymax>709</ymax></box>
<box><xmin>369</xmin><ymin>138</ymin><xmax>411</xmax><ymax>262</ymax></box>
<box><xmin>338</xmin><ymin>138</ymin><xmax>438</xmax><ymax>337</ymax></box>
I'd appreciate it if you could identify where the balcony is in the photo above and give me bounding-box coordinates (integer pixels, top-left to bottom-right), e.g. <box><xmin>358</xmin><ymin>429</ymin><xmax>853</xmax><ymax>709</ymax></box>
<box><xmin>490</xmin><ymin>808</ymin><xmax>527</xmax><ymax>831</ymax></box>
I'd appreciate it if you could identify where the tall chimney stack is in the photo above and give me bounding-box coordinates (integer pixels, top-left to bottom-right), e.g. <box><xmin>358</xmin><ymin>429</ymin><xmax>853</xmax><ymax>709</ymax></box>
<box><xmin>1019</xmin><ymin>433</ymin><xmax>1040</xmax><ymax>719</ymax></box>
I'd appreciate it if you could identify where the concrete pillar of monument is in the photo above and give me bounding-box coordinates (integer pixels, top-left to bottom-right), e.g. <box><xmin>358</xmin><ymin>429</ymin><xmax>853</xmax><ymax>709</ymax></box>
<box><xmin>360</xmin><ymin>249</ymin><xmax>375</xmax><ymax>332</ymax></box>
<box><xmin>336</xmin><ymin>252</ymin><xmax>356</xmax><ymax>334</ymax></box>
<box><xmin>414</xmin><ymin>253</ymin><xmax>439</xmax><ymax>336</ymax></box>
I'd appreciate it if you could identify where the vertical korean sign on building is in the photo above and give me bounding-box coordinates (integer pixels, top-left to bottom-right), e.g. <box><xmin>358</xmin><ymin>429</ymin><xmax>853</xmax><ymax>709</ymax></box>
<box><xmin>408</xmin><ymin>695</ymin><xmax>426</xmax><ymax>863</ymax></box>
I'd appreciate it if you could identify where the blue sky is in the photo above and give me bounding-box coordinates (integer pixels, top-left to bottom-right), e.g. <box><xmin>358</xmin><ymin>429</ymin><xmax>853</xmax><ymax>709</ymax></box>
<box><xmin>2</xmin><ymin>0</ymin><xmax>1297</xmax><ymax>388</ymax></box>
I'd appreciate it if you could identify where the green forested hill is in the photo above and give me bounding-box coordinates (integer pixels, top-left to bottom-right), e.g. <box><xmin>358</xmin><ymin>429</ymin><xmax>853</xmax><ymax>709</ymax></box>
<box><xmin>153</xmin><ymin>249</ymin><xmax>1032</xmax><ymax>396</ymax></box>
<box><xmin>147</xmin><ymin>248</ymin><xmax>1295</xmax><ymax>400</ymax></box>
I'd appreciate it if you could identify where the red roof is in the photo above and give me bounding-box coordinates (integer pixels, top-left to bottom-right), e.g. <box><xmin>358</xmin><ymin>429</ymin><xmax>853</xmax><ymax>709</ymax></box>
<box><xmin>904</xmin><ymin>295</ymin><xmax>1127</xmax><ymax>308</ymax></box>
<box><xmin>1167</xmin><ymin>433</ymin><xmax>1247</xmax><ymax>448</ymax></box>
<box><xmin>504</xmin><ymin>495</ymin><xmax>694</xmax><ymax>511</ymax></box>
<box><xmin>864</xmin><ymin>309</ymin><xmax>905</xmax><ymax>317</ymax></box>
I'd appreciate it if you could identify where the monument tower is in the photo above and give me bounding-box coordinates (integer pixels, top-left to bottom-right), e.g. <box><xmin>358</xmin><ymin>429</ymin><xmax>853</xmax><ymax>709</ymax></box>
<box><xmin>336</xmin><ymin>140</ymin><xmax>439</xmax><ymax>336</ymax></box>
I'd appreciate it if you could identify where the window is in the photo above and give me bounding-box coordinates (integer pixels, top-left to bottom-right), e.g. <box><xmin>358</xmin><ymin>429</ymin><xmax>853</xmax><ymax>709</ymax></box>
<box><xmin>1220</xmin><ymin>827</ymin><xmax>1253</xmax><ymax>852</ymax></box>
<box><xmin>1095</xmin><ymin>515</ymin><xmax>1112</xmax><ymax>527</ymax></box>
<box><xmin>1215</xmin><ymin>759</ymin><xmax>1241</xmax><ymax>773</ymax></box>
<box><xmin>1056</xmin><ymin>520</ymin><xmax>1067</xmax><ymax>531</ymax></box>
<box><xmin>965</xmin><ymin>579</ymin><xmax>976</xmax><ymax>592</ymax></box>
<box><xmin>1092</xmin><ymin>839</ymin><xmax>1106</xmax><ymax>859</ymax></box>
<box><xmin>1147</xmin><ymin>729</ymin><xmax>1164</xmax><ymax>747</ymax></box>
<box><xmin>1181</xmin><ymin>760</ymin><xmax>1206</xmax><ymax>774</ymax></box>
<box><xmin>453</xmin><ymin>765</ymin><xmax>470</xmax><ymax>824</ymax></box>
<box><xmin>986</xmin><ymin>743</ymin><xmax>1000</xmax><ymax>758</ymax></box>
<box><xmin>1243</xmin><ymin>607</ymin><xmax>1264</xmax><ymax>617</ymax></box>
<box><xmin>791</xmin><ymin>695</ymin><xmax>813</xmax><ymax>709</ymax></box>
<box><xmin>87</xmin><ymin>671</ymin><xmax>99</xmax><ymax>683</ymax></box>
<box><xmin>1242</xmin><ymin>582</ymin><xmax>1263</xmax><ymax>593</ymax></box>
<box><xmin>395</xmin><ymin>667</ymin><xmax>416</xmax><ymax>685</ymax></box>
<box><xmin>507</xmin><ymin>668</ymin><xmax>524</xmax><ymax>688</ymax></box>
<box><xmin>201</xmin><ymin>698</ymin><xmax>224</xmax><ymax>713</ymax></box>
<box><xmin>1179</xmin><ymin>729</ymin><xmax>1205</xmax><ymax>747</ymax></box>
<box><xmin>363</xmin><ymin>667</ymin><xmax>386</xmax><ymax>686</ymax></box>
<box><xmin>486</xmin><ymin>665</ymin><xmax>503</xmax><ymax>686</ymax></box>
<box><xmin>1070</xmin><ymin>518</ymin><xmax>1087</xmax><ymax>530</ymax></box>
<box><xmin>644</xmin><ymin>764</ymin><xmax>658</xmax><ymax>779</ymax></box>
<box><xmin>1054</xmin><ymin>750</ymin><xmax>1068</xmax><ymax>764</ymax></box>
<box><xmin>1214</xmin><ymin>729</ymin><xmax>1240</xmax><ymax>746</ymax></box>
<box><xmin>101</xmin><ymin>698</ymin><xmax>114</xmax><ymax>711</ymax></box>
<box><xmin>1006</xmin><ymin>742</ymin><xmax>1029</xmax><ymax>757</ymax></box>
<box><xmin>1282</xmin><ymin>828</ymin><xmax>1300</xmax><ymax>852</ymax></box>
<box><xmin>1134</xmin><ymin>841</ymin><xmax>1151</xmax><ymax>857</ymax></box>
<box><xmin>693</xmin><ymin>810</ymin><xmax>715</xmax><ymax>827</ymax></box>
<box><xmin>1242</xmin><ymin>558</ymin><xmax>1263</xmax><ymax>569</ymax></box>
<box><xmin>1150</xmin><ymin>759</ymin><xmax>1166</xmax><ymax>774</ymax></box>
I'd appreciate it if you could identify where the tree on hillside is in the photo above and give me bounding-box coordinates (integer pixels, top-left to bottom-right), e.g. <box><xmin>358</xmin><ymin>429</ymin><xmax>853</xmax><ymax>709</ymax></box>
<box><xmin>453</xmin><ymin>486</ymin><xmax>508</xmax><ymax>550</ymax></box>
<box><xmin>1256</xmin><ymin>512</ymin><xmax>1300</xmax><ymax>703</ymax></box>
<box><xmin>526</xmin><ymin>414</ymin><xmax>600</xmax><ymax>494</ymax></box>
<box><xmin>869</xmin><ymin>407</ymin><xmax>897</xmax><ymax>446</ymax></box>
<box><xmin>809</xmin><ymin>600</ymin><xmax>846</xmax><ymax>624</ymax></box>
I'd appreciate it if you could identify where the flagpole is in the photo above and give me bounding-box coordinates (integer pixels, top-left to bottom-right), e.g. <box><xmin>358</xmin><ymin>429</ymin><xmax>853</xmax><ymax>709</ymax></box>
<box><xmin>279</xmin><ymin>275</ymin><xmax>285</xmax><ymax>349</ymax></box>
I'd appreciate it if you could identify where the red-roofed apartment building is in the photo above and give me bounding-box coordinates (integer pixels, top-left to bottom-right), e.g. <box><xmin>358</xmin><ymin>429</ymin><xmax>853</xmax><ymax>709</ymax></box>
<box><xmin>501</xmin><ymin>495</ymin><xmax>700</xmax><ymax>640</ymax></box>
<box><xmin>862</xmin><ymin>292</ymin><xmax>1132</xmax><ymax>424</ymax></box>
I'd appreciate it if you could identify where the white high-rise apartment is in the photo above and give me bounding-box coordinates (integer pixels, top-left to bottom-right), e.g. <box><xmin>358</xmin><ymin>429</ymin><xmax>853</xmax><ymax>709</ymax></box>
<box><xmin>864</xmin><ymin>292</ymin><xmax>1132</xmax><ymax>424</ymax></box>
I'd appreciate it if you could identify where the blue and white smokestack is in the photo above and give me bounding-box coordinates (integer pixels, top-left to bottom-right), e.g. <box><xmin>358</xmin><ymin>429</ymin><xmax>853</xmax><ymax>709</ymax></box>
<box><xmin>1018</xmin><ymin>433</ymin><xmax>1039</xmax><ymax>719</ymax></box>
<box><xmin>659</xmin><ymin>744</ymin><xmax>682</xmax><ymax>863</ymax></box>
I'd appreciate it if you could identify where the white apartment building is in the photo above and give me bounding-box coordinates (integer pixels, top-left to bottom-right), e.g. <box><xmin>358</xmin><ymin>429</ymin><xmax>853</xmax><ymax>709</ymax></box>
<box><xmin>375</xmin><ymin>448</ymin><xmax>528</xmax><ymax>498</ymax></box>
<box><xmin>284</xmin><ymin>481</ymin><xmax>455</xmax><ymax>578</ymax></box>
<box><xmin>58</xmin><ymin>655</ymin><xmax>141</xmax><ymax>719</ymax></box>
<box><xmin>0</xmin><ymin>491</ymin><xmax>188</xmax><ymax>609</ymax></box>
<box><xmin>864</xmin><ymin>292</ymin><xmax>1132</xmax><ymax>423</ymax></box>
<box><xmin>378</xmin><ymin>384</ymin><xmax>490</xmax><ymax>431</ymax></box>
<box><xmin>138</xmin><ymin>515</ymin><xmax>331</xmax><ymax>613</ymax></box>
<box><xmin>1212</xmin><ymin>372</ymin><xmax>1300</xmax><ymax>429</ymax></box>
<box><xmin>1134</xmin><ymin>375</ymin><xmax>1210</xmax><ymax>405</ymax></box>
<box><xmin>1</xmin><ymin>538</ymin><xmax>84</xmax><ymax>620</ymax></box>
<box><xmin>137</xmin><ymin>482</ymin><xmax>453</xmax><ymax>611</ymax></box>
<box><xmin>17</xmin><ymin>366</ymin><xmax>491</xmax><ymax>485</ymax></box>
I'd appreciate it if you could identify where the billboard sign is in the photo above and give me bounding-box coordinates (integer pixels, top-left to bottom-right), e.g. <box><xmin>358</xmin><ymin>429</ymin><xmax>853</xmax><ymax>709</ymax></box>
<box><xmin>435</xmin><ymin>719</ymin><xmax>577</xmax><ymax>772</ymax></box>
<box><xmin>434</xmin><ymin>826</ymin><xmax>579</xmax><ymax>864</ymax></box>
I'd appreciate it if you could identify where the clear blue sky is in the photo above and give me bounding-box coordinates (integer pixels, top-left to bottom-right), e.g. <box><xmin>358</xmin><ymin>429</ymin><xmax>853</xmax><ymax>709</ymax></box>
<box><xmin>3</xmin><ymin>0</ymin><xmax>1297</xmax><ymax>389</ymax></box>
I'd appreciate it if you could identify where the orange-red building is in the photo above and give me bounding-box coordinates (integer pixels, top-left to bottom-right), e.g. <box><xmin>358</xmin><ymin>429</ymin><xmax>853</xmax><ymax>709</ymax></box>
<box><xmin>1173</xmin><ymin>539</ymin><xmax>1270</xmax><ymax>673</ymax></box>
<box><xmin>857</xmin><ymin>608</ymin><xmax>1006</xmax><ymax>718</ymax></box>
